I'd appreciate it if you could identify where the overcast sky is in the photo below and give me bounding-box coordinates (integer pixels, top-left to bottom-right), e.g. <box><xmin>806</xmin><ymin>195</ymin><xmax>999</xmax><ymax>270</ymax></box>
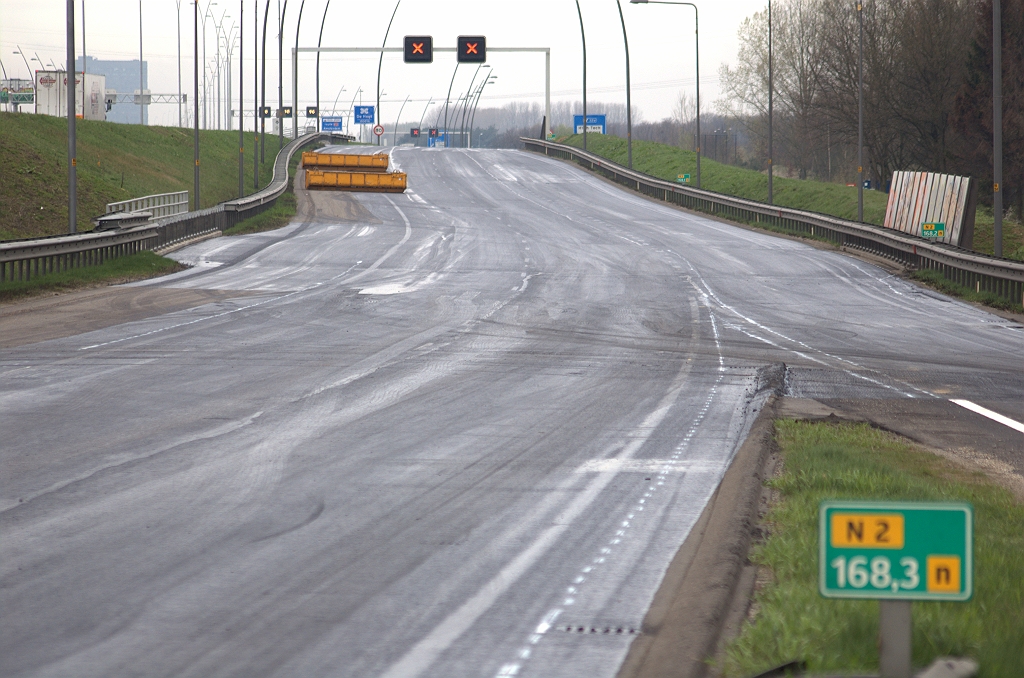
<box><xmin>1</xmin><ymin>0</ymin><xmax>768</xmax><ymax>129</ymax></box>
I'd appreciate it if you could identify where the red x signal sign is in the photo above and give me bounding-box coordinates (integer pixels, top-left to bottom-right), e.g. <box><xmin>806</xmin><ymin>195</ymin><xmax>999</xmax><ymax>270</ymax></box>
<box><xmin>404</xmin><ymin>36</ymin><xmax>433</xmax><ymax>63</ymax></box>
<box><xmin>457</xmin><ymin>35</ymin><xmax>486</xmax><ymax>63</ymax></box>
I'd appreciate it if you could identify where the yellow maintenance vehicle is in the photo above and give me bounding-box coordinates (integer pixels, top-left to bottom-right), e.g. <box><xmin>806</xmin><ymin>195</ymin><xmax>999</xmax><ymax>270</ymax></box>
<box><xmin>301</xmin><ymin>151</ymin><xmax>407</xmax><ymax>193</ymax></box>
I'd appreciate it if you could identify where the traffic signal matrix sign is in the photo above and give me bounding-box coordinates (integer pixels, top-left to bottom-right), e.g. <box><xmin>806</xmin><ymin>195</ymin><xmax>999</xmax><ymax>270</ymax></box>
<box><xmin>404</xmin><ymin>36</ymin><xmax>433</xmax><ymax>63</ymax></box>
<box><xmin>457</xmin><ymin>36</ymin><xmax>486</xmax><ymax>63</ymax></box>
<box><xmin>411</xmin><ymin>128</ymin><xmax>421</xmax><ymax>138</ymax></box>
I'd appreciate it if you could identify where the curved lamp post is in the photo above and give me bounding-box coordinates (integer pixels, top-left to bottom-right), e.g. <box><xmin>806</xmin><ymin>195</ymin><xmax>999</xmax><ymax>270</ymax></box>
<box><xmin>315</xmin><ymin>0</ymin><xmax>331</xmax><ymax>133</ymax></box>
<box><xmin>392</xmin><ymin>94</ymin><xmax>410</xmax><ymax>145</ymax></box>
<box><xmin>376</xmin><ymin>0</ymin><xmax>402</xmax><ymax>145</ymax></box>
<box><xmin>574</xmin><ymin>0</ymin><xmax>587</xmax><ymax>151</ymax></box>
<box><xmin>630</xmin><ymin>0</ymin><xmax>700</xmax><ymax>188</ymax></box>
<box><xmin>469</xmin><ymin>74</ymin><xmax>497</xmax><ymax>148</ymax></box>
<box><xmin>616</xmin><ymin>0</ymin><xmax>633</xmax><ymax>168</ymax></box>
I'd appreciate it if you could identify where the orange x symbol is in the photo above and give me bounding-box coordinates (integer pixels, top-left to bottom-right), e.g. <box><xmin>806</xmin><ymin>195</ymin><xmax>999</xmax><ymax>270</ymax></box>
<box><xmin>413</xmin><ymin>42</ymin><xmax>424</xmax><ymax>54</ymax></box>
<box><xmin>465</xmin><ymin>42</ymin><xmax>478</xmax><ymax>54</ymax></box>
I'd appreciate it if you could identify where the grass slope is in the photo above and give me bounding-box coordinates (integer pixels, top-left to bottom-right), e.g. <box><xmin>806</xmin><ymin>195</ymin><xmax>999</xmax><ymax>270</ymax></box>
<box><xmin>722</xmin><ymin>421</ymin><xmax>1024</xmax><ymax>677</ymax></box>
<box><xmin>0</xmin><ymin>112</ymin><xmax>288</xmax><ymax>240</ymax></box>
<box><xmin>558</xmin><ymin>134</ymin><xmax>1024</xmax><ymax>260</ymax></box>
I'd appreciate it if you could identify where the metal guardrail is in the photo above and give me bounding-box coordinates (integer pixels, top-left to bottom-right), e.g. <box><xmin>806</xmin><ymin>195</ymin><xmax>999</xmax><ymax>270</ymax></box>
<box><xmin>522</xmin><ymin>138</ymin><xmax>1024</xmax><ymax>307</ymax></box>
<box><xmin>1</xmin><ymin>132</ymin><xmax>331</xmax><ymax>283</ymax></box>
<box><xmin>106</xmin><ymin>191</ymin><xmax>189</xmax><ymax>218</ymax></box>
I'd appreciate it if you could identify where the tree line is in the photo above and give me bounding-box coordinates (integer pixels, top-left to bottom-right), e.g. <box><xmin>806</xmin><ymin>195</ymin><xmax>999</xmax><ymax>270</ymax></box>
<box><xmin>719</xmin><ymin>0</ymin><xmax>1021</xmax><ymax>215</ymax></box>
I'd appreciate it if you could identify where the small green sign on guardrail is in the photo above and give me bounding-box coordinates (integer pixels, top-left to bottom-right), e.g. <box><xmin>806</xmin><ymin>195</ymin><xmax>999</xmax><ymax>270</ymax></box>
<box><xmin>820</xmin><ymin>501</ymin><xmax>973</xmax><ymax>601</ymax></box>
<box><xmin>921</xmin><ymin>222</ymin><xmax>945</xmax><ymax>238</ymax></box>
<box><xmin>676</xmin><ymin>173</ymin><xmax>691</xmax><ymax>184</ymax></box>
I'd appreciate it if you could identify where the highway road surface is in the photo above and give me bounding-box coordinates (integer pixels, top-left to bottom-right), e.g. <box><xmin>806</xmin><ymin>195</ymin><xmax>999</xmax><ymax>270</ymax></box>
<box><xmin>2</xmin><ymin>146</ymin><xmax>1022</xmax><ymax>678</ymax></box>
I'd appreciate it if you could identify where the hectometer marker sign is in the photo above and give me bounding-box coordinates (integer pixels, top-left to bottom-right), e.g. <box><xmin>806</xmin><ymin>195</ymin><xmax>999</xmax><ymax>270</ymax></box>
<box><xmin>819</xmin><ymin>501</ymin><xmax>972</xmax><ymax>601</ymax></box>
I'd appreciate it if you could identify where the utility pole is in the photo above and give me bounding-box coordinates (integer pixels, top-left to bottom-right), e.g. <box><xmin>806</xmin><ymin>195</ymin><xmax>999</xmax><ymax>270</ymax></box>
<box><xmin>67</xmin><ymin>0</ymin><xmax>77</xmax><ymax>233</ymax></box>
<box><xmin>255</xmin><ymin>0</ymin><xmax>260</xmax><ymax>189</ymax></box>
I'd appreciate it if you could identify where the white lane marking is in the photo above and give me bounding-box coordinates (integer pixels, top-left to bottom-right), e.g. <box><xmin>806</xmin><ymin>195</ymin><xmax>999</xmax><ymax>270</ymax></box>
<box><xmin>340</xmin><ymin>197</ymin><xmax>414</xmax><ymax>285</ymax></box>
<box><xmin>497</xmin><ymin>297</ymin><xmax>729</xmax><ymax>677</ymax></box>
<box><xmin>575</xmin><ymin>459</ymin><xmax>719</xmax><ymax>473</ymax></box>
<box><xmin>379</xmin><ymin>347</ymin><xmax>698</xmax><ymax>678</ymax></box>
<box><xmin>357</xmin><ymin>226</ymin><xmax>375</xmax><ymax>237</ymax></box>
<box><xmin>950</xmin><ymin>400</ymin><xmax>1024</xmax><ymax>433</ymax></box>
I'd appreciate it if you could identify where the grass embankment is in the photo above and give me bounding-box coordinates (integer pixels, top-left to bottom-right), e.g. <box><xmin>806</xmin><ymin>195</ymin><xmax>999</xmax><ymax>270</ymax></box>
<box><xmin>722</xmin><ymin>421</ymin><xmax>1024</xmax><ymax>678</ymax></box>
<box><xmin>558</xmin><ymin>134</ymin><xmax>1024</xmax><ymax>261</ymax></box>
<box><xmin>0</xmin><ymin>111</ymin><xmax>286</xmax><ymax>240</ymax></box>
<box><xmin>0</xmin><ymin>251</ymin><xmax>183</xmax><ymax>303</ymax></box>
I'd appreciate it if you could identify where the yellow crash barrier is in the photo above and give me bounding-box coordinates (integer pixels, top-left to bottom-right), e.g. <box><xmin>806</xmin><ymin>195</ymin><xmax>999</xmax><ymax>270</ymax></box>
<box><xmin>305</xmin><ymin>169</ymin><xmax>407</xmax><ymax>193</ymax></box>
<box><xmin>301</xmin><ymin>152</ymin><xmax>390</xmax><ymax>172</ymax></box>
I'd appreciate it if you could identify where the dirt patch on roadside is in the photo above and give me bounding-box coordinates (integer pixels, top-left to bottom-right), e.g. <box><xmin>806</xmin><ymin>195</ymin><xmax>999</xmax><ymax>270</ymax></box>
<box><xmin>0</xmin><ymin>286</ymin><xmax>254</xmax><ymax>348</ymax></box>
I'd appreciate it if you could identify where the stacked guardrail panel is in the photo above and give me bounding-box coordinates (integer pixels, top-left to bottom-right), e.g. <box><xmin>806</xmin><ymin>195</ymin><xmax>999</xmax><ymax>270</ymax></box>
<box><xmin>522</xmin><ymin>137</ymin><xmax>1024</xmax><ymax>307</ymax></box>
<box><xmin>302</xmin><ymin>151</ymin><xmax>407</xmax><ymax>193</ymax></box>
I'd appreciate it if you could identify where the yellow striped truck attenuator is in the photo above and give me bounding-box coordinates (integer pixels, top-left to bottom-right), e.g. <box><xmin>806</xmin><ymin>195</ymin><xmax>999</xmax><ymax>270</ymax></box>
<box><xmin>305</xmin><ymin>169</ymin><xmax>407</xmax><ymax>193</ymax></box>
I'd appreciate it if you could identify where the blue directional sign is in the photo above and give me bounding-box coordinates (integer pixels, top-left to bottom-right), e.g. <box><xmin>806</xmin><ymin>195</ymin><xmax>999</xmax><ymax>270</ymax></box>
<box><xmin>573</xmin><ymin>114</ymin><xmax>606</xmax><ymax>134</ymax></box>
<box><xmin>321</xmin><ymin>116</ymin><xmax>344</xmax><ymax>131</ymax></box>
<box><xmin>354</xmin><ymin>105</ymin><xmax>375</xmax><ymax>125</ymax></box>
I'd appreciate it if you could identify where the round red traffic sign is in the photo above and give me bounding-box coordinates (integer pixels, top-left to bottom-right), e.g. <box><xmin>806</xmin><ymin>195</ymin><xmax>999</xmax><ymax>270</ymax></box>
<box><xmin>373</xmin><ymin>124</ymin><xmax>385</xmax><ymax>137</ymax></box>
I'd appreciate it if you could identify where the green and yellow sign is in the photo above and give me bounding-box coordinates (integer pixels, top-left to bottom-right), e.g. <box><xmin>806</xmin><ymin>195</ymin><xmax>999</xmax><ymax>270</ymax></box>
<box><xmin>921</xmin><ymin>222</ymin><xmax>945</xmax><ymax>238</ymax></box>
<box><xmin>676</xmin><ymin>174</ymin><xmax>691</xmax><ymax>184</ymax></box>
<box><xmin>819</xmin><ymin>501</ymin><xmax>972</xmax><ymax>601</ymax></box>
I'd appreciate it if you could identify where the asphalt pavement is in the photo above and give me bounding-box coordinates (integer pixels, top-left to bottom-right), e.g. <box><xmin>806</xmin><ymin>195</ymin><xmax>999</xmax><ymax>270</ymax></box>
<box><xmin>1</xmin><ymin>146</ymin><xmax>1021</xmax><ymax>678</ymax></box>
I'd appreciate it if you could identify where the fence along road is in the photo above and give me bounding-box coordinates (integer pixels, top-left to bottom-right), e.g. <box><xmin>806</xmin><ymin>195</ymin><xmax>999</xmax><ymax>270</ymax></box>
<box><xmin>1</xmin><ymin>146</ymin><xmax>1022</xmax><ymax>677</ymax></box>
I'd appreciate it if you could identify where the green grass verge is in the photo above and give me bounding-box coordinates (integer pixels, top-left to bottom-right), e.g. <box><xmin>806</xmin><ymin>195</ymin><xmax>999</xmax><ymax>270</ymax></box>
<box><xmin>557</xmin><ymin>134</ymin><xmax>1024</xmax><ymax>261</ymax></box>
<box><xmin>909</xmin><ymin>269</ymin><xmax>1024</xmax><ymax>313</ymax></box>
<box><xmin>721</xmin><ymin>421</ymin><xmax>1024</xmax><ymax>678</ymax></box>
<box><xmin>0</xmin><ymin>112</ymin><xmax>284</xmax><ymax>240</ymax></box>
<box><xmin>223</xmin><ymin>191</ymin><xmax>297</xmax><ymax>236</ymax></box>
<box><xmin>0</xmin><ymin>251</ymin><xmax>183</xmax><ymax>303</ymax></box>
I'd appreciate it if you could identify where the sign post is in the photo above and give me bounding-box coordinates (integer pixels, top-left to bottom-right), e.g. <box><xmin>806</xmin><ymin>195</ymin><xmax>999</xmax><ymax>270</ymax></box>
<box><xmin>820</xmin><ymin>501</ymin><xmax>972</xmax><ymax>678</ymax></box>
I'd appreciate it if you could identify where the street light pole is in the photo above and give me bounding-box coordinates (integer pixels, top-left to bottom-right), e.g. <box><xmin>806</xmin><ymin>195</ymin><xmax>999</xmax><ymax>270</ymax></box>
<box><xmin>292</xmin><ymin>0</ymin><xmax>305</xmax><ymax>139</ymax></box>
<box><xmin>260</xmin><ymin>0</ymin><xmax>270</xmax><ymax>162</ymax></box>
<box><xmin>392</xmin><ymin>94</ymin><xmax>410</xmax><ymax>146</ymax></box>
<box><xmin>14</xmin><ymin>47</ymin><xmax>32</xmax><ymax>78</ymax></box>
<box><xmin>469</xmin><ymin>75</ymin><xmax>496</xmax><ymax>148</ymax></box>
<box><xmin>768</xmin><ymin>0</ymin><xmax>773</xmax><ymax>204</ymax></box>
<box><xmin>194</xmin><ymin>0</ymin><xmax>201</xmax><ymax>209</ymax></box>
<box><xmin>857</xmin><ymin>1</ymin><xmax>864</xmax><ymax>221</ymax></box>
<box><xmin>139</xmin><ymin>0</ymin><xmax>144</xmax><ymax>125</ymax></box>
<box><xmin>993</xmin><ymin>0</ymin><xmax>1002</xmax><ymax>257</ymax></box>
<box><xmin>376</xmin><ymin>0</ymin><xmax>402</xmax><ymax>146</ymax></box>
<box><xmin>616</xmin><ymin>0</ymin><xmax>633</xmax><ymax>169</ymax></box>
<box><xmin>239</xmin><ymin>0</ymin><xmax>244</xmax><ymax>196</ymax></box>
<box><xmin>176</xmin><ymin>0</ymin><xmax>183</xmax><ymax>127</ymax></box>
<box><xmin>459</xmin><ymin>63</ymin><xmax>487</xmax><ymax>147</ymax></box>
<box><xmin>315</xmin><ymin>0</ymin><xmax>331</xmax><ymax>133</ymax></box>
<box><xmin>66</xmin><ymin>0</ymin><xmax>77</xmax><ymax>233</ymax></box>
<box><xmin>575</xmin><ymin>0</ymin><xmax>587</xmax><ymax>151</ymax></box>
<box><xmin>443</xmin><ymin>63</ymin><xmax>460</xmax><ymax>148</ymax></box>
<box><xmin>630</xmin><ymin>0</ymin><xmax>700</xmax><ymax>186</ymax></box>
<box><xmin>417</xmin><ymin>99</ymin><xmax>434</xmax><ymax>141</ymax></box>
<box><xmin>278</xmin><ymin>0</ymin><xmax>288</xmax><ymax>150</ymax></box>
